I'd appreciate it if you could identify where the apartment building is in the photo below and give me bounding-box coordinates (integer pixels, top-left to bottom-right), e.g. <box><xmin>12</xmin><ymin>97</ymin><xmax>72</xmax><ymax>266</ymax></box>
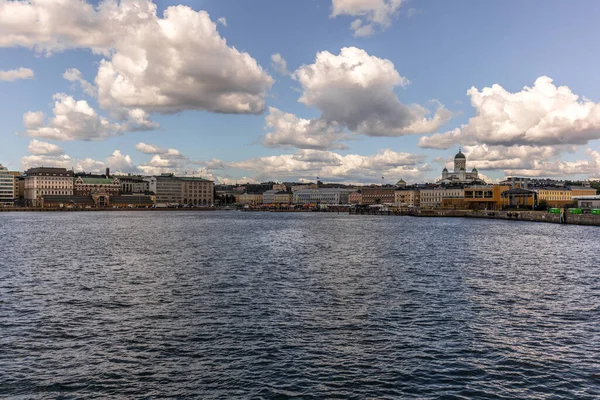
<box><xmin>24</xmin><ymin>167</ymin><xmax>74</xmax><ymax>207</ymax></box>
<box><xmin>0</xmin><ymin>164</ymin><xmax>14</xmax><ymax>206</ymax></box>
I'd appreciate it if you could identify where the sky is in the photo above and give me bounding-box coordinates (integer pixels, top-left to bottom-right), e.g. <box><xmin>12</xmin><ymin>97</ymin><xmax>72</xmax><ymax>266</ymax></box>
<box><xmin>1</xmin><ymin>0</ymin><xmax>600</xmax><ymax>185</ymax></box>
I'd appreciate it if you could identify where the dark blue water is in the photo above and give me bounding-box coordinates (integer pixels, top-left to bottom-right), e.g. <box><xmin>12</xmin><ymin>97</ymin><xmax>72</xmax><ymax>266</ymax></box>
<box><xmin>1</xmin><ymin>211</ymin><xmax>599</xmax><ymax>398</ymax></box>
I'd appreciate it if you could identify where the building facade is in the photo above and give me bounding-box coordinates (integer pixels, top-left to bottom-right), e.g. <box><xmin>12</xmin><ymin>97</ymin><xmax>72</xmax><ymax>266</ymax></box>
<box><xmin>536</xmin><ymin>187</ymin><xmax>573</xmax><ymax>207</ymax></box>
<box><xmin>420</xmin><ymin>187</ymin><xmax>464</xmax><ymax>208</ymax></box>
<box><xmin>180</xmin><ymin>177</ymin><xmax>214</xmax><ymax>206</ymax></box>
<box><xmin>0</xmin><ymin>164</ymin><xmax>14</xmax><ymax>206</ymax></box>
<box><xmin>463</xmin><ymin>185</ymin><xmax>510</xmax><ymax>210</ymax></box>
<box><xmin>74</xmin><ymin>176</ymin><xmax>121</xmax><ymax>196</ymax></box>
<box><xmin>293</xmin><ymin>188</ymin><xmax>353</xmax><ymax>205</ymax></box>
<box><xmin>24</xmin><ymin>167</ymin><xmax>74</xmax><ymax>207</ymax></box>
<box><xmin>348</xmin><ymin>190</ymin><xmax>362</xmax><ymax>205</ymax></box>
<box><xmin>119</xmin><ymin>176</ymin><xmax>151</xmax><ymax>194</ymax></box>
<box><xmin>394</xmin><ymin>188</ymin><xmax>420</xmax><ymax>207</ymax></box>
<box><xmin>361</xmin><ymin>187</ymin><xmax>396</xmax><ymax>205</ymax></box>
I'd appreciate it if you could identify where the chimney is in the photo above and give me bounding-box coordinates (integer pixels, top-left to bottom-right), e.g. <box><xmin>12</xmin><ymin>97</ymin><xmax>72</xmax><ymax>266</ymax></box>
<box><xmin>106</xmin><ymin>167</ymin><xmax>110</xmax><ymax>178</ymax></box>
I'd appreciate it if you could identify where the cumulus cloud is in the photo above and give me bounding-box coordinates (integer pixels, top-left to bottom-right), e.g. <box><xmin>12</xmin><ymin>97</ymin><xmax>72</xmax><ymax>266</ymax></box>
<box><xmin>419</xmin><ymin>76</ymin><xmax>600</xmax><ymax>149</ymax></box>
<box><xmin>230</xmin><ymin>148</ymin><xmax>427</xmax><ymax>183</ymax></box>
<box><xmin>135</xmin><ymin>142</ymin><xmax>167</xmax><ymax>154</ymax></box>
<box><xmin>271</xmin><ymin>53</ymin><xmax>290</xmax><ymax>76</ymax></box>
<box><xmin>1</xmin><ymin>0</ymin><xmax>273</xmax><ymax>116</ymax></box>
<box><xmin>63</xmin><ymin>68</ymin><xmax>95</xmax><ymax>97</ymax></box>
<box><xmin>264</xmin><ymin>47</ymin><xmax>452</xmax><ymax>151</ymax></box>
<box><xmin>23</xmin><ymin>93</ymin><xmax>158</xmax><ymax>141</ymax></box>
<box><xmin>0</xmin><ymin>67</ymin><xmax>34</xmax><ymax>81</ymax></box>
<box><xmin>106</xmin><ymin>150</ymin><xmax>135</xmax><ymax>173</ymax></box>
<box><xmin>503</xmin><ymin>148</ymin><xmax>600</xmax><ymax>178</ymax></box>
<box><xmin>262</xmin><ymin>107</ymin><xmax>349</xmax><ymax>150</ymax></box>
<box><xmin>27</xmin><ymin>139</ymin><xmax>64</xmax><ymax>156</ymax></box>
<box><xmin>294</xmin><ymin>47</ymin><xmax>451</xmax><ymax>137</ymax></box>
<box><xmin>331</xmin><ymin>0</ymin><xmax>404</xmax><ymax>37</ymax></box>
<box><xmin>217</xmin><ymin>17</ymin><xmax>227</xmax><ymax>27</ymax></box>
<box><xmin>23</xmin><ymin>94</ymin><xmax>123</xmax><ymax>141</ymax></box>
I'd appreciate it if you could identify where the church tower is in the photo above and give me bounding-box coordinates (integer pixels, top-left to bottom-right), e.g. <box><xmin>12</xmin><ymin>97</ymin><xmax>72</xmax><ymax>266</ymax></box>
<box><xmin>454</xmin><ymin>148</ymin><xmax>466</xmax><ymax>173</ymax></box>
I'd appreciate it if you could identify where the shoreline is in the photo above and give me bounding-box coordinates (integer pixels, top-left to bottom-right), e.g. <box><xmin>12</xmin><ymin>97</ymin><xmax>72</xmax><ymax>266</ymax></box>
<box><xmin>2</xmin><ymin>207</ymin><xmax>599</xmax><ymax>226</ymax></box>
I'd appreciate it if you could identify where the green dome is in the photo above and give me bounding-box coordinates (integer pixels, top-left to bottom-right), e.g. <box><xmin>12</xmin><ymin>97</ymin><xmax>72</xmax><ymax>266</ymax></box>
<box><xmin>455</xmin><ymin>149</ymin><xmax>466</xmax><ymax>159</ymax></box>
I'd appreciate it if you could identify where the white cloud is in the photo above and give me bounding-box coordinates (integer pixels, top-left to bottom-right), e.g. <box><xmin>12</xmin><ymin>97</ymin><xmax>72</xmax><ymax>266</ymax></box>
<box><xmin>63</xmin><ymin>68</ymin><xmax>95</xmax><ymax>97</ymax></box>
<box><xmin>0</xmin><ymin>67</ymin><xmax>34</xmax><ymax>81</ymax></box>
<box><xmin>135</xmin><ymin>142</ymin><xmax>167</xmax><ymax>154</ymax></box>
<box><xmin>23</xmin><ymin>93</ymin><xmax>123</xmax><ymax>141</ymax></box>
<box><xmin>1</xmin><ymin>0</ymin><xmax>273</xmax><ymax>116</ymax></box>
<box><xmin>105</xmin><ymin>150</ymin><xmax>135</xmax><ymax>173</ymax></box>
<box><xmin>27</xmin><ymin>139</ymin><xmax>64</xmax><ymax>156</ymax></box>
<box><xmin>503</xmin><ymin>148</ymin><xmax>600</xmax><ymax>178</ymax></box>
<box><xmin>21</xmin><ymin>146</ymin><xmax>137</xmax><ymax>174</ymax></box>
<box><xmin>262</xmin><ymin>107</ymin><xmax>349</xmax><ymax>150</ymax></box>
<box><xmin>230</xmin><ymin>148</ymin><xmax>426</xmax><ymax>183</ymax></box>
<box><xmin>271</xmin><ymin>53</ymin><xmax>290</xmax><ymax>76</ymax></box>
<box><xmin>420</xmin><ymin>76</ymin><xmax>600</xmax><ymax>149</ymax></box>
<box><xmin>331</xmin><ymin>0</ymin><xmax>404</xmax><ymax>37</ymax></box>
<box><xmin>21</xmin><ymin>154</ymin><xmax>74</xmax><ymax>171</ymax></box>
<box><xmin>217</xmin><ymin>17</ymin><xmax>227</xmax><ymax>27</ymax></box>
<box><xmin>294</xmin><ymin>47</ymin><xmax>451</xmax><ymax>137</ymax></box>
<box><xmin>23</xmin><ymin>93</ymin><xmax>158</xmax><ymax>141</ymax></box>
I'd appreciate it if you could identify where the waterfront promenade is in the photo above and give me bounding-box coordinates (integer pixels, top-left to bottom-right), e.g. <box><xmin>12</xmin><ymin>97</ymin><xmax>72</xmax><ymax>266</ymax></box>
<box><xmin>3</xmin><ymin>206</ymin><xmax>600</xmax><ymax>226</ymax></box>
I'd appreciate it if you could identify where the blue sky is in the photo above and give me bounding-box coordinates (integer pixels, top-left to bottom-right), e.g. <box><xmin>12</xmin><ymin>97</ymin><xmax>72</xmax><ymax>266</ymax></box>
<box><xmin>1</xmin><ymin>0</ymin><xmax>600</xmax><ymax>184</ymax></box>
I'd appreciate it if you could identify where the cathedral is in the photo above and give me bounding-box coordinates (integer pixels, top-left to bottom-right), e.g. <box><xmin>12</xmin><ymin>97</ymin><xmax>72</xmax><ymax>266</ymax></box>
<box><xmin>439</xmin><ymin>149</ymin><xmax>484</xmax><ymax>185</ymax></box>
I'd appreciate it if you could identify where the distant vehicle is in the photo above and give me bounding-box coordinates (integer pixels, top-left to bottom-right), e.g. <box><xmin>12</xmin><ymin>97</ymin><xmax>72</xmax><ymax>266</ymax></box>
<box><xmin>568</xmin><ymin>208</ymin><xmax>583</xmax><ymax>214</ymax></box>
<box><xmin>549</xmin><ymin>208</ymin><xmax>561</xmax><ymax>214</ymax></box>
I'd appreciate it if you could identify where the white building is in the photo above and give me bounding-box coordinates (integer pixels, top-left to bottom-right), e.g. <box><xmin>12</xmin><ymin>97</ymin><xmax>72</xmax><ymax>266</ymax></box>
<box><xmin>262</xmin><ymin>189</ymin><xmax>279</xmax><ymax>204</ymax></box>
<box><xmin>24</xmin><ymin>167</ymin><xmax>74</xmax><ymax>207</ymax></box>
<box><xmin>420</xmin><ymin>187</ymin><xmax>464</xmax><ymax>208</ymax></box>
<box><xmin>439</xmin><ymin>149</ymin><xmax>483</xmax><ymax>185</ymax></box>
<box><xmin>0</xmin><ymin>164</ymin><xmax>14</xmax><ymax>206</ymax></box>
<box><xmin>293</xmin><ymin>188</ymin><xmax>353</xmax><ymax>205</ymax></box>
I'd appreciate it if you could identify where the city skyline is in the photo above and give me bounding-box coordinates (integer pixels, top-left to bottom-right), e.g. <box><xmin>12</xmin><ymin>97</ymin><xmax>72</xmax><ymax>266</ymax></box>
<box><xmin>1</xmin><ymin>0</ymin><xmax>600</xmax><ymax>184</ymax></box>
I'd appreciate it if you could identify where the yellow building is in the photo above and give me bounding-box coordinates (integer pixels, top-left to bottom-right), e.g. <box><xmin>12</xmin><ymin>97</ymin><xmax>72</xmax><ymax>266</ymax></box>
<box><xmin>569</xmin><ymin>186</ymin><xmax>597</xmax><ymax>197</ymax></box>
<box><xmin>235</xmin><ymin>193</ymin><xmax>263</xmax><ymax>205</ymax></box>
<box><xmin>463</xmin><ymin>185</ymin><xmax>510</xmax><ymax>210</ymax></box>
<box><xmin>536</xmin><ymin>187</ymin><xmax>573</xmax><ymax>207</ymax></box>
<box><xmin>394</xmin><ymin>189</ymin><xmax>420</xmax><ymax>207</ymax></box>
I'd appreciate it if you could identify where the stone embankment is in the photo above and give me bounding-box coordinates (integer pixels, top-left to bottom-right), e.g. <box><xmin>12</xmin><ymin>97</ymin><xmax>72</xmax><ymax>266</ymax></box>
<box><xmin>417</xmin><ymin>209</ymin><xmax>600</xmax><ymax>226</ymax></box>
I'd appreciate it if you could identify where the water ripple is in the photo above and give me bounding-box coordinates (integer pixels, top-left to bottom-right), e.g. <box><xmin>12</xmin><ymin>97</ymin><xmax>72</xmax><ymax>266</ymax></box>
<box><xmin>1</xmin><ymin>212</ymin><xmax>599</xmax><ymax>398</ymax></box>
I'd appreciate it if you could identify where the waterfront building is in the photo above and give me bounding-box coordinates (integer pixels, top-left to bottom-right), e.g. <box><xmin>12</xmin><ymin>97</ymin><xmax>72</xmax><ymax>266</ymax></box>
<box><xmin>361</xmin><ymin>187</ymin><xmax>396</xmax><ymax>205</ymax></box>
<box><xmin>74</xmin><ymin>175</ymin><xmax>121</xmax><ymax>196</ymax></box>
<box><xmin>439</xmin><ymin>149</ymin><xmax>484</xmax><ymax>185</ymax></box>
<box><xmin>293</xmin><ymin>188</ymin><xmax>353</xmax><ymax>205</ymax></box>
<box><xmin>536</xmin><ymin>187</ymin><xmax>573</xmax><ymax>207</ymax></box>
<box><xmin>500</xmin><ymin>188</ymin><xmax>537</xmax><ymax>208</ymax></box>
<box><xmin>155</xmin><ymin>174</ymin><xmax>183</xmax><ymax>204</ymax></box>
<box><xmin>180</xmin><ymin>177</ymin><xmax>214</xmax><ymax>206</ymax></box>
<box><xmin>420</xmin><ymin>187</ymin><xmax>464</xmax><ymax>208</ymax></box>
<box><xmin>262</xmin><ymin>189</ymin><xmax>279</xmax><ymax>204</ymax></box>
<box><xmin>24</xmin><ymin>167</ymin><xmax>74</xmax><ymax>207</ymax></box>
<box><xmin>463</xmin><ymin>185</ymin><xmax>510</xmax><ymax>210</ymax></box>
<box><xmin>153</xmin><ymin>174</ymin><xmax>213</xmax><ymax>206</ymax></box>
<box><xmin>348</xmin><ymin>190</ymin><xmax>362</xmax><ymax>205</ymax></box>
<box><xmin>273</xmin><ymin>191</ymin><xmax>293</xmax><ymax>205</ymax></box>
<box><xmin>394</xmin><ymin>188</ymin><xmax>420</xmax><ymax>208</ymax></box>
<box><xmin>574</xmin><ymin>195</ymin><xmax>600</xmax><ymax>209</ymax></box>
<box><xmin>40</xmin><ymin>193</ymin><xmax>155</xmax><ymax>208</ymax></box>
<box><xmin>569</xmin><ymin>186</ymin><xmax>597</xmax><ymax>197</ymax></box>
<box><xmin>119</xmin><ymin>176</ymin><xmax>151</xmax><ymax>194</ymax></box>
<box><xmin>235</xmin><ymin>192</ymin><xmax>263</xmax><ymax>206</ymax></box>
<box><xmin>0</xmin><ymin>164</ymin><xmax>15</xmax><ymax>206</ymax></box>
